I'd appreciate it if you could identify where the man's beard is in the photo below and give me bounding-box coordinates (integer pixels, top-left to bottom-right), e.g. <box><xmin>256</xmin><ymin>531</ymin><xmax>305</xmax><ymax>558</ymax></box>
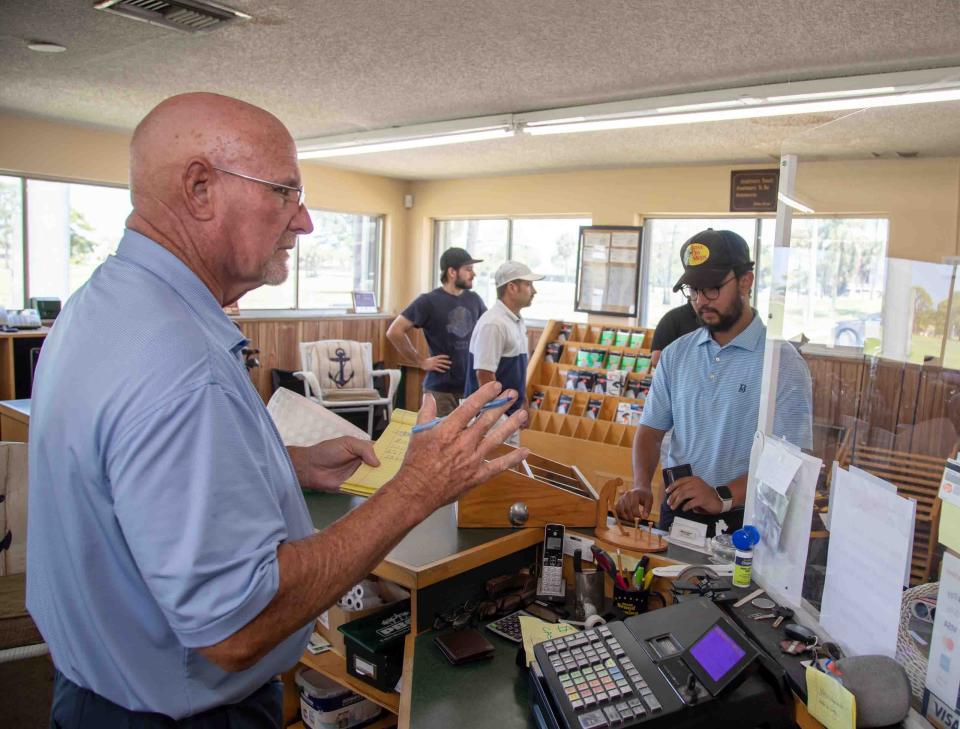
<box><xmin>263</xmin><ymin>250</ymin><xmax>290</xmax><ymax>286</ymax></box>
<box><xmin>454</xmin><ymin>275</ymin><xmax>472</xmax><ymax>290</ymax></box>
<box><xmin>697</xmin><ymin>294</ymin><xmax>743</xmax><ymax>333</ymax></box>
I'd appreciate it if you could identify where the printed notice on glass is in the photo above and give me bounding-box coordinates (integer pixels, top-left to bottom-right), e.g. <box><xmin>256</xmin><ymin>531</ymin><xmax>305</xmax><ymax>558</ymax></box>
<box><xmin>820</xmin><ymin>466</ymin><xmax>914</xmax><ymax>658</ymax></box>
<box><xmin>606</xmin><ymin>266</ymin><xmax>636</xmax><ymax>310</ymax></box>
<box><xmin>610</xmin><ymin>231</ymin><xmax>639</xmax><ymax>249</ymax></box>
<box><xmin>583</xmin><ymin>230</ymin><xmax>611</xmax><ymax>250</ymax></box>
<box><xmin>927</xmin><ymin>551</ymin><xmax>960</xmax><ymax>710</ymax></box>
<box><xmin>608</xmin><ymin>247</ymin><xmax>637</xmax><ymax>264</ymax></box>
<box><xmin>579</xmin><ymin>263</ymin><xmax>606</xmax><ymax>300</ymax></box>
<box><xmin>938</xmin><ymin>460</ymin><xmax>960</xmax><ymax>508</ymax></box>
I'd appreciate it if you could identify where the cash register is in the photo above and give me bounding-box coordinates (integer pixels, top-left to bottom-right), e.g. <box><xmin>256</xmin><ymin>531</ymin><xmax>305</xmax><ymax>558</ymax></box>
<box><xmin>530</xmin><ymin>598</ymin><xmax>792</xmax><ymax>728</ymax></box>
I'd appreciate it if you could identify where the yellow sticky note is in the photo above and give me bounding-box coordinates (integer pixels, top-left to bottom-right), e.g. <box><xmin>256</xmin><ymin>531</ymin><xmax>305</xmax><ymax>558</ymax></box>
<box><xmin>940</xmin><ymin>500</ymin><xmax>960</xmax><ymax>552</ymax></box>
<box><xmin>340</xmin><ymin>409</ymin><xmax>418</xmax><ymax>496</ymax></box>
<box><xmin>519</xmin><ymin>616</ymin><xmax>579</xmax><ymax>667</ymax></box>
<box><xmin>806</xmin><ymin>665</ymin><xmax>856</xmax><ymax>729</ymax></box>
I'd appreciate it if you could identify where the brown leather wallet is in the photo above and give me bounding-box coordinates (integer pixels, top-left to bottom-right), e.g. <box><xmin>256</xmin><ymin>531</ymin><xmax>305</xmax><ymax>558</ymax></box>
<box><xmin>434</xmin><ymin>627</ymin><xmax>495</xmax><ymax>665</ymax></box>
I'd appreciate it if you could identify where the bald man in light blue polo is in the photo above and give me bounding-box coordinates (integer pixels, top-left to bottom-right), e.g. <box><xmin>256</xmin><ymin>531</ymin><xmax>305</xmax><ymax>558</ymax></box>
<box><xmin>616</xmin><ymin>229</ymin><xmax>812</xmax><ymax>536</ymax></box>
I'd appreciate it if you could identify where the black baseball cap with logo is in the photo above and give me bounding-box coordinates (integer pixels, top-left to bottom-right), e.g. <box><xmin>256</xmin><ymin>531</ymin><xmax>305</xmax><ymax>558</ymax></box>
<box><xmin>672</xmin><ymin>229</ymin><xmax>754</xmax><ymax>293</ymax></box>
<box><xmin>439</xmin><ymin>247</ymin><xmax>483</xmax><ymax>273</ymax></box>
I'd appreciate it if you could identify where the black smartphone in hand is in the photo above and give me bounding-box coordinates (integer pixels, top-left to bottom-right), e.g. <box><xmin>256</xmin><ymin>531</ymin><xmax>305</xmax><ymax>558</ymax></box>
<box><xmin>662</xmin><ymin>463</ymin><xmax>693</xmax><ymax>487</ymax></box>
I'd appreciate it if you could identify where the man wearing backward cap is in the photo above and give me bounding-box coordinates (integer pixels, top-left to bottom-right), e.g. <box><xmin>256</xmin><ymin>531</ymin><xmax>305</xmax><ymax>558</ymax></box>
<box><xmin>616</xmin><ymin>229</ymin><xmax>812</xmax><ymax>536</ymax></box>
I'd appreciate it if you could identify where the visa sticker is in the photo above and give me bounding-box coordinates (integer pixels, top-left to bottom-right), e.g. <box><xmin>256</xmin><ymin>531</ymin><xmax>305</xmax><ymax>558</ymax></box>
<box><xmin>924</xmin><ymin>689</ymin><xmax>960</xmax><ymax>729</ymax></box>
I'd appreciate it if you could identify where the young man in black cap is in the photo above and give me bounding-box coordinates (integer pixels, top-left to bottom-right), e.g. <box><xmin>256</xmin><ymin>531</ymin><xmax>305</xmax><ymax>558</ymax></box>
<box><xmin>388</xmin><ymin>247</ymin><xmax>486</xmax><ymax>416</ymax></box>
<box><xmin>649</xmin><ymin>301</ymin><xmax>699</xmax><ymax>370</ymax></box>
<box><xmin>616</xmin><ymin>229</ymin><xmax>812</xmax><ymax>535</ymax></box>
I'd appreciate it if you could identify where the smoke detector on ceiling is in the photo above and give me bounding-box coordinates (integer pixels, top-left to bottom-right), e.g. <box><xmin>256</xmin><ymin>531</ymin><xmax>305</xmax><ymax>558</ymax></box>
<box><xmin>93</xmin><ymin>0</ymin><xmax>250</xmax><ymax>34</ymax></box>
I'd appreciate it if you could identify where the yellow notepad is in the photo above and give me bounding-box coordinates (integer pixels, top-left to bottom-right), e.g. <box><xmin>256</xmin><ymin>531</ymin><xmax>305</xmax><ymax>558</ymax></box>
<box><xmin>806</xmin><ymin>665</ymin><xmax>856</xmax><ymax>729</ymax></box>
<box><xmin>519</xmin><ymin>616</ymin><xmax>579</xmax><ymax>667</ymax></box>
<box><xmin>941</xmin><ymin>500</ymin><xmax>960</xmax><ymax>552</ymax></box>
<box><xmin>340</xmin><ymin>409</ymin><xmax>417</xmax><ymax>497</ymax></box>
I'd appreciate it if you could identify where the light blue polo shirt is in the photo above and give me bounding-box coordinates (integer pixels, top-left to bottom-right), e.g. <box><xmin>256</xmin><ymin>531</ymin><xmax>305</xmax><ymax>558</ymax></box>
<box><xmin>27</xmin><ymin>230</ymin><xmax>314</xmax><ymax>718</ymax></box>
<box><xmin>641</xmin><ymin>312</ymin><xmax>812</xmax><ymax>491</ymax></box>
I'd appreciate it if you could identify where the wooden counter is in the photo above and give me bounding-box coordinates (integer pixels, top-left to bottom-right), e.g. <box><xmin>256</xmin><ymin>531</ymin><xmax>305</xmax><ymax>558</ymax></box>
<box><xmin>0</xmin><ymin>399</ymin><xmax>30</xmax><ymax>442</ymax></box>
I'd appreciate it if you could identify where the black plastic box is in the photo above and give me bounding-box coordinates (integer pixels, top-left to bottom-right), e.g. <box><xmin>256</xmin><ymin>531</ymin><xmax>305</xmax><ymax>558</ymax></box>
<box><xmin>338</xmin><ymin>599</ymin><xmax>410</xmax><ymax>692</ymax></box>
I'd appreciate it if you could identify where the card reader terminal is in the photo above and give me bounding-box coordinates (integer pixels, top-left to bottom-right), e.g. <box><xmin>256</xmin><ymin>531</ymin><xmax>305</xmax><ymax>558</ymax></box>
<box><xmin>531</xmin><ymin>598</ymin><xmax>790</xmax><ymax>728</ymax></box>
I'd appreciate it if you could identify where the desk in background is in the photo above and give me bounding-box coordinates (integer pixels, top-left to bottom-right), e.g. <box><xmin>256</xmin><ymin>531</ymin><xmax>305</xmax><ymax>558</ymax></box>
<box><xmin>0</xmin><ymin>399</ymin><xmax>29</xmax><ymax>442</ymax></box>
<box><xmin>0</xmin><ymin>329</ymin><xmax>47</xmax><ymax>401</ymax></box>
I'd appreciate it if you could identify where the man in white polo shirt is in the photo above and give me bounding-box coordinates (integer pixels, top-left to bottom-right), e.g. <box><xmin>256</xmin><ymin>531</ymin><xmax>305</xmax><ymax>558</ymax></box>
<box><xmin>465</xmin><ymin>261</ymin><xmax>545</xmax><ymax>443</ymax></box>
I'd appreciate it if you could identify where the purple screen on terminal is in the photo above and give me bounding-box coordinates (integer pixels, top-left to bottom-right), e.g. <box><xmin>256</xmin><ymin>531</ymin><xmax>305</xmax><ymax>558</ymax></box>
<box><xmin>688</xmin><ymin>625</ymin><xmax>745</xmax><ymax>682</ymax></box>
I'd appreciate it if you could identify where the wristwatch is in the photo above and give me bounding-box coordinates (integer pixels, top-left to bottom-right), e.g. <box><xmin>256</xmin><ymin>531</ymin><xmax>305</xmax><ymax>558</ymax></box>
<box><xmin>715</xmin><ymin>485</ymin><xmax>734</xmax><ymax>513</ymax></box>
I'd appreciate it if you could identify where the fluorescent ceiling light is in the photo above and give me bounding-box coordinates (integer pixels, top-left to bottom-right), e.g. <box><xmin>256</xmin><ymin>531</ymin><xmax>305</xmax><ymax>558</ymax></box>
<box><xmin>297</xmin><ymin>115</ymin><xmax>514</xmax><ymax>159</ymax></box>
<box><xmin>299</xmin><ymin>128</ymin><xmax>513</xmax><ymax>158</ymax></box>
<box><xmin>295</xmin><ymin>67</ymin><xmax>960</xmax><ymax>157</ymax></box>
<box><xmin>777</xmin><ymin>193</ymin><xmax>815</xmax><ymax>214</ymax></box>
<box><xmin>656</xmin><ymin>99</ymin><xmax>746</xmax><ymax>114</ymax></box>
<box><xmin>523</xmin><ymin>87</ymin><xmax>960</xmax><ymax>135</ymax></box>
<box><xmin>766</xmin><ymin>86</ymin><xmax>897</xmax><ymax>102</ymax></box>
<box><xmin>27</xmin><ymin>41</ymin><xmax>66</xmax><ymax>53</ymax></box>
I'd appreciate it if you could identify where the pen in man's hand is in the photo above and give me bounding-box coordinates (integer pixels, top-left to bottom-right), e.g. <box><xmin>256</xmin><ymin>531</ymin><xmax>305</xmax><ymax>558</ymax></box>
<box><xmin>411</xmin><ymin>395</ymin><xmax>516</xmax><ymax>434</ymax></box>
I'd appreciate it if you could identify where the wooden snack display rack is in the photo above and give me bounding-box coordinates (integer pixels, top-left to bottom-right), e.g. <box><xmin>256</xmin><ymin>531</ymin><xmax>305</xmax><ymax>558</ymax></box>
<box><xmin>521</xmin><ymin>320</ymin><xmax>665</xmax><ymax>516</ymax></box>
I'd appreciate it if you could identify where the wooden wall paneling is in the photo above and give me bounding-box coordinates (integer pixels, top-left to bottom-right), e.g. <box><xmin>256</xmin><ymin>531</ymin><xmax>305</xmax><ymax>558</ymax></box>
<box><xmin>301</xmin><ymin>319</ymin><xmax>322</xmax><ymax>345</ymax></box>
<box><xmin>839</xmin><ymin>359</ymin><xmax>865</xmax><ymax>422</ymax></box>
<box><xmin>901</xmin><ymin>365</ymin><xmax>960</xmax><ymax>456</ymax></box>
<box><xmin>858</xmin><ymin>359</ymin><xmax>901</xmax><ymax>443</ymax></box>
<box><xmin>527</xmin><ymin>327</ymin><xmax>543</xmax><ymax>355</ymax></box>
<box><xmin>403</xmin><ymin>368</ymin><xmax>427</xmax><ymax>411</ymax></box>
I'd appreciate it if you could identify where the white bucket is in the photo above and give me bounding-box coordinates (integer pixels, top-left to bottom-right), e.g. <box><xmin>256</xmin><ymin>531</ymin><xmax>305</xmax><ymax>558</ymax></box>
<box><xmin>295</xmin><ymin>668</ymin><xmax>383</xmax><ymax>729</ymax></box>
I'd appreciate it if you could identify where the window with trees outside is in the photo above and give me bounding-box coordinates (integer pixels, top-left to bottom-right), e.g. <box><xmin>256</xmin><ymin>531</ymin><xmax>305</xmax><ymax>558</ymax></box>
<box><xmin>0</xmin><ymin>176</ymin><xmax>25</xmax><ymax>309</ymax></box>
<box><xmin>642</xmin><ymin>217</ymin><xmax>889</xmax><ymax>352</ymax></box>
<box><xmin>26</xmin><ymin>179</ymin><xmax>131</xmax><ymax>305</ymax></box>
<box><xmin>0</xmin><ymin>176</ymin><xmax>132</xmax><ymax>309</ymax></box>
<box><xmin>435</xmin><ymin>217</ymin><xmax>591</xmax><ymax>323</ymax></box>
<box><xmin>0</xmin><ymin>174</ymin><xmax>382</xmax><ymax>314</ymax></box>
<box><xmin>240</xmin><ymin>209</ymin><xmax>382</xmax><ymax>311</ymax></box>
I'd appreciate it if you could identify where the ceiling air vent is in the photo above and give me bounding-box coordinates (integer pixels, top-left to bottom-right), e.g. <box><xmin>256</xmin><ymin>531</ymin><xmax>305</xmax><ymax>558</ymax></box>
<box><xmin>93</xmin><ymin>0</ymin><xmax>250</xmax><ymax>34</ymax></box>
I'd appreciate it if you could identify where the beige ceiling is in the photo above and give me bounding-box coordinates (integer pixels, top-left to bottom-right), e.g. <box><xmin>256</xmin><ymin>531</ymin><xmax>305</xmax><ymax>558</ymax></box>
<box><xmin>2</xmin><ymin>0</ymin><xmax>960</xmax><ymax>179</ymax></box>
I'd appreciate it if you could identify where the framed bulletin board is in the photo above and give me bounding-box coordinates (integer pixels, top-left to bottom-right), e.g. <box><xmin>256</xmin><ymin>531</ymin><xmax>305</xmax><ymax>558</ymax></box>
<box><xmin>574</xmin><ymin>225</ymin><xmax>642</xmax><ymax>316</ymax></box>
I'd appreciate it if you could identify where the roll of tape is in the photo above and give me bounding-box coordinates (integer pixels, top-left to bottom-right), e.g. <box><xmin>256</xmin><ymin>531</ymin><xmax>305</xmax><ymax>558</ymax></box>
<box><xmin>585</xmin><ymin>614</ymin><xmax>606</xmax><ymax>629</ymax></box>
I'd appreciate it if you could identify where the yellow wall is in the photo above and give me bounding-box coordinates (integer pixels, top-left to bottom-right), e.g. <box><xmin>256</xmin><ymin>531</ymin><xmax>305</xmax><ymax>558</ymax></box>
<box><xmin>0</xmin><ymin>112</ymin><xmax>410</xmax><ymax>312</ymax></box>
<box><xmin>404</xmin><ymin>158</ymin><xmax>960</xmax><ymax>309</ymax></box>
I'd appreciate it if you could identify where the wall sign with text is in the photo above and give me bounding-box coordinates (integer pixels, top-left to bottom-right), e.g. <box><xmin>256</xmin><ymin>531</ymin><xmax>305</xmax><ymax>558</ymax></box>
<box><xmin>730</xmin><ymin>169</ymin><xmax>780</xmax><ymax>212</ymax></box>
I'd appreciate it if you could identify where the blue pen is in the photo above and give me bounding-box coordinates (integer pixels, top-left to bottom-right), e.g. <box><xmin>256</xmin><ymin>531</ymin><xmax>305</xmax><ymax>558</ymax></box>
<box><xmin>411</xmin><ymin>395</ymin><xmax>515</xmax><ymax>434</ymax></box>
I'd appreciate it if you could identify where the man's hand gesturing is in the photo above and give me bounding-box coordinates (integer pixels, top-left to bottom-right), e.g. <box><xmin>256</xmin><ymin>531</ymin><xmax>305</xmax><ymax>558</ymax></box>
<box><xmin>393</xmin><ymin>382</ymin><xmax>528</xmax><ymax>517</ymax></box>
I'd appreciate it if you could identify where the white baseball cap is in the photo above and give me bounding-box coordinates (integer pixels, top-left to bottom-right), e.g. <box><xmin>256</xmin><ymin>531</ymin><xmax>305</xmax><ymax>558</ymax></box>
<box><xmin>494</xmin><ymin>261</ymin><xmax>545</xmax><ymax>287</ymax></box>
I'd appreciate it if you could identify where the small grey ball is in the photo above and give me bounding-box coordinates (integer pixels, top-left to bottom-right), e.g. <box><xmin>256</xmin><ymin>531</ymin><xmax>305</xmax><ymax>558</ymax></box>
<box><xmin>508</xmin><ymin>502</ymin><xmax>529</xmax><ymax>527</ymax></box>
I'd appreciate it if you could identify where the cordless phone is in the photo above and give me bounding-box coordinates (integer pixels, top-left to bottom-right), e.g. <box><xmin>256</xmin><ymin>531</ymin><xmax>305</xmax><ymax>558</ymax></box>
<box><xmin>537</xmin><ymin>524</ymin><xmax>566</xmax><ymax>602</ymax></box>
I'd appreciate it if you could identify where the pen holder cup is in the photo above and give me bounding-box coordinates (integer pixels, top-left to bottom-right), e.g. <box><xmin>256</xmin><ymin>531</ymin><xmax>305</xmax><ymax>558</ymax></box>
<box><xmin>574</xmin><ymin>570</ymin><xmax>605</xmax><ymax>621</ymax></box>
<box><xmin>613</xmin><ymin>585</ymin><xmax>648</xmax><ymax>618</ymax></box>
